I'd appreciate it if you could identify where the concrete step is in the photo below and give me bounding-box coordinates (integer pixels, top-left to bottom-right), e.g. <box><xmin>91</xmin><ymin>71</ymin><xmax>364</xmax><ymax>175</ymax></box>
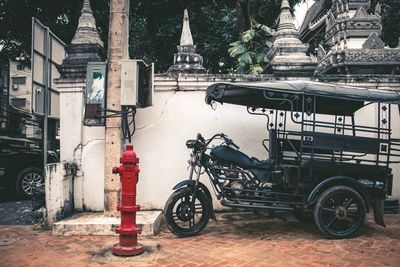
<box><xmin>52</xmin><ymin>210</ymin><xmax>163</xmax><ymax>236</ymax></box>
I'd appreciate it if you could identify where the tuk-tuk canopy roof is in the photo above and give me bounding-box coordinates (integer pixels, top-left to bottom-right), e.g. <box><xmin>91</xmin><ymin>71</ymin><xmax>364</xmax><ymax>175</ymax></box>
<box><xmin>205</xmin><ymin>81</ymin><xmax>400</xmax><ymax>115</ymax></box>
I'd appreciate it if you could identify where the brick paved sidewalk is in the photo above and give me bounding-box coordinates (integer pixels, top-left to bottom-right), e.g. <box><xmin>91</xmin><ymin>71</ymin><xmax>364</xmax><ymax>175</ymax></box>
<box><xmin>1</xmin><ymin>213</ymin><xmax>400</xmax><ymax>267</ymax></box>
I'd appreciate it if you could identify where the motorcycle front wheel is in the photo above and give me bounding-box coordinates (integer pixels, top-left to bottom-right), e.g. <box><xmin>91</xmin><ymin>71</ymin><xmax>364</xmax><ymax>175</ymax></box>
<box><xmin>163</xmin><ymin>187</ymin><xmax>211</xmax><ymax>237</ymax></box>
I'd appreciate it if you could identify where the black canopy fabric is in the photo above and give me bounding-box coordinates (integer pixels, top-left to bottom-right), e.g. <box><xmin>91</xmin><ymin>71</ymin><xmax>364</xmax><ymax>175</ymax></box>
<box><xmin>205</xmin><ymin>81</ymin><xmax>400</xmax><ymax>115</ymax></box>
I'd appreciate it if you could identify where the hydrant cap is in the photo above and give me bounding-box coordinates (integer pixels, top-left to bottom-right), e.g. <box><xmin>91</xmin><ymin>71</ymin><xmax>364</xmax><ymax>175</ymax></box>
<box><xmin>122</xmin><ymin>145</ymin><xmax>139</xmax><ymax>164</ymax></box>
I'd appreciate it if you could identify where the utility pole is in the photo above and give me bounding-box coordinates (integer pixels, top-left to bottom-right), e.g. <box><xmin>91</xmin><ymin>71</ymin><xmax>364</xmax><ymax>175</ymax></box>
<box><xmin>104</xmin><ymin>0</ymin><xmax>130</xmax><ymax>216</ymax></box>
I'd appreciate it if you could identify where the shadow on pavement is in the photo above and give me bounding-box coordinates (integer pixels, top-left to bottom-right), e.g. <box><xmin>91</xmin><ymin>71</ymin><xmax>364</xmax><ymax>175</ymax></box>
<box><xmin>0</xmin><ymin>187</ymin><xmax>35</xmax><ymax>225</ymax></box>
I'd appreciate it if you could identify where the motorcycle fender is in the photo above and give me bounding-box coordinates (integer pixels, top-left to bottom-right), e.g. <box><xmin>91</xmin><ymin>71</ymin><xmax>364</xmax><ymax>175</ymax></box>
<box><xmin>307</xmin><ymin>176</ymin><xmax>371</xmax><ymax>212</ymax></box>
<box><xmin>372</xmin><ymin>199</ymin><xmax>386</xmax><ymax>227</ymax></box>
<box><xmin>172</xmin><ymin>180</ymin><xmax>195</xmax><ymax>190</ymax></box>
<box><xmin>172</xmin><ymin>180</ymin><xmax>216</xmax><ymax>221</ymax></box>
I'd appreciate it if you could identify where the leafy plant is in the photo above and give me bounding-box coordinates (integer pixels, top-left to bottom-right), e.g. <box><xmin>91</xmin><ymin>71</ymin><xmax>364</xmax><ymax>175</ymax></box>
<box><xmin>228</xmin><ymin>27</ymin><xmax>271</xmax><ymax>74</ymax></box>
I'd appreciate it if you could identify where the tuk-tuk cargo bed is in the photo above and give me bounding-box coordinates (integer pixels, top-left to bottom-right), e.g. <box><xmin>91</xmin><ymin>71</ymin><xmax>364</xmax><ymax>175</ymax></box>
<box><xmin>281</xmin><ymin>159</ymin><xmax>390</xmax><ymax>181</ymax></box>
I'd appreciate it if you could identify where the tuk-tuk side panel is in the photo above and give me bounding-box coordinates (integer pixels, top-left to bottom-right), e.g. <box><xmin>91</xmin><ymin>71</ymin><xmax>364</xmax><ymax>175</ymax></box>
<box><xmin>302</xmin><ymin>131</ymin><xmax>382</xmax><ymax>155</ymax></box>
<box><xmin>300</xmin><ymin>160</ymin><xmax>390</xmax><ymax>181</ymax></box>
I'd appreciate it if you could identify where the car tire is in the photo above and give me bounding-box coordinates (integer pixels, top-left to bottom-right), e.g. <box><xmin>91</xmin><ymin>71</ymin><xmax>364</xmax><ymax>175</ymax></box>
<box><xmin>16</xmin><ymin>167</ymin><xmax>44</xmax><ymax>198</ymax></box>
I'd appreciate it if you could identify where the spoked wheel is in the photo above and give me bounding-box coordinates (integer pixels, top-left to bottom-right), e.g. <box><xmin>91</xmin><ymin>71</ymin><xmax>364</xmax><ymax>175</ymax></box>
<box><xmin>314</xmin><ymin>186</ymin><xmax>366</xmax><ymax>239</ymax></box>
<box><xmin>16</xmin><ymin>167</ymin><xmax>44</xmax><ymax>198</ymax></box>
<box><xmin>164</xmin><ymin>187</ymin><xmax>211</xmax><ymax>237</ymax></box>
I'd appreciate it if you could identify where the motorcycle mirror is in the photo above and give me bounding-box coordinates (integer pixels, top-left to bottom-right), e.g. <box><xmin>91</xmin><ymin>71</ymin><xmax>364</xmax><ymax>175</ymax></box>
<box><xmin>197</xmin><ymin>133</ymin><xmax>205</xmax><ymax>142</ymax></box>
<box><xmin>211</xmin><ymin>101</ymin><xmax>218</xmax><ymax>110</ymax></box>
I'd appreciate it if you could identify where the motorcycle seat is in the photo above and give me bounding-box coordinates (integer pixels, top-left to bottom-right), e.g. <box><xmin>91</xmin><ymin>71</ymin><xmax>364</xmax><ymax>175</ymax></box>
<box><xmin>211</xmin><ymin>145</ymin><xmax>272</xmax><ymax>169</ymax></box>
<box><xmin>250</xmin><ymin>157</ymin><xmax>273</xmax><ymax>169</ymax></box>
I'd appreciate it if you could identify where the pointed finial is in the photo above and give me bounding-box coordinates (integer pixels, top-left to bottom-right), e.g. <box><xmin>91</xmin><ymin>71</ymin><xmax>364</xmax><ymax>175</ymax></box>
<box><xmin>71</xmin><ymin>0</ymin><xmax>103</xmax><ymax>47</ymax></box>
<box><xmin>276</xmin><ymin>0</ymin><xmax>296</xmax><ymax>32</ymax></box>
<box><xmin>180</xmin><ymin>9</ymin><xmax>194</xmax><ymax>46</ymax></box>
<box><xmin>281</xmin><ymin>0</ymin><xmax>290</xmax><ymax>9</ymax></box>
<box><xmin>82</xmin><ymin>0</ymin><xmax>92</xmax><ymax>13</ymax></box>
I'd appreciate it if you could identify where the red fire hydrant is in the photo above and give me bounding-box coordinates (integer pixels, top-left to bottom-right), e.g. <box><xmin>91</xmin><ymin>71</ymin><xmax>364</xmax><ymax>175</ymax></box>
<box><xmin>112</xmin><ymin>145</ymin><xmax>144</xmax><ymax>256</ymax></box>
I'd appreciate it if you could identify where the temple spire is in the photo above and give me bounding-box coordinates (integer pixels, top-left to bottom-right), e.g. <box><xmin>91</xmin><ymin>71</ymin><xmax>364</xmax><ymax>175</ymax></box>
<box><xmin>180</xmin><ymin>9</ymin><xmax>193</xmax><ymax>46</ymax></box>
<box><xmin>58</xmin><ymin>0</ymin><xmax>105</xmax><ymax>79</ymax></box>
<box><xmin>266</xmin><ymin>0</ymin><xmax>317</xmax><ymax>77</ymax></box>
<box><xmin>276</xmin><ymin>0</ymin><xmax>297</xmax><ymax>32</ymax></box>
<box><xmin>71</xmin><ymin>0</ymin><xmax>103</xmax><ymax>47</ymax></box>
<box><xmin>168</xmin><ymin>9</ymin><xmax>205</xmax><ymax>74</ymax></box>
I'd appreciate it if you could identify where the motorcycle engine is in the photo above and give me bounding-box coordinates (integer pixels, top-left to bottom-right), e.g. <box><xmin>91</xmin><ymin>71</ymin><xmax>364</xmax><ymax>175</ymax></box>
<box><xmin>230</xmin><ymin>181</ymin><xmax>244</xmax><ymax>196</ymax></box>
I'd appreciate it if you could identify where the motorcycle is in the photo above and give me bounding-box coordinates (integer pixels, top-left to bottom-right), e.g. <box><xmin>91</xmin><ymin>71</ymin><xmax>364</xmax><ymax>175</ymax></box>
<box><xmin>163</xmin><ymin>132</ymin><xmax>279</xmax><ymax>237</ymax></box>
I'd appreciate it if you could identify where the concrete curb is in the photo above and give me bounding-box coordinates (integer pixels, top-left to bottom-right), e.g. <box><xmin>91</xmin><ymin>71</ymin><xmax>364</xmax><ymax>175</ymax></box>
<box><xmin>52</xmin><ymin>210</ymin><xmax>163</xmax><ymax>236</ymax></box>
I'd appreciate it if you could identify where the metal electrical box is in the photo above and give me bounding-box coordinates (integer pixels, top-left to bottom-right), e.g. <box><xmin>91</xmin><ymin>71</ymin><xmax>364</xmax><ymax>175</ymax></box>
<box><xmin>120</xmin><ymin>59</ymin><xmax>153</xmax><ymax>108</ymax></box>
<box><xmin>84</xmin><ymin>62</ymin><xmax>107</xmax><ymax>126</ymax></box>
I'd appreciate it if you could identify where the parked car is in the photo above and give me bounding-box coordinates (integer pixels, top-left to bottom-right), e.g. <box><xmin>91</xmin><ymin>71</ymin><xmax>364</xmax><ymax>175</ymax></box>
<box><xmin>0</xmin><ymin>136</ymin><xmax>58</xmax><ymax>198</ymax></box>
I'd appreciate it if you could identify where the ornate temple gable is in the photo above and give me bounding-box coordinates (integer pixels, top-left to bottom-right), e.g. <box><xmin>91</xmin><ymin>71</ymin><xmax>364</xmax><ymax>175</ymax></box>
<box><xmin>316</xmin><ymin>45</ymin><xmax>400</xmax><ymax>75</ymax></box>
<box><xmin>375</xmin><ymin>2</ymin><xmax>382</xmax><ymax>16</ymax></box>
<box><xmin>346</xmin><ymin>49</ymin><xmax>400</xmax><ymax>63</ymax></box>
<box><xmin>354</xmin><ymin>5</ymin><xmax>368</xmax><ymax>17</ymax></box>
<box><xmin>362</xmin><ymin>32</ymin><xmax>385</xmax><ymax>49</ymax></box>
<box><xmin>314</xmin><ymin>0</ymin><xmax>400</xmax><ymax>76</ymax></box>
<box><xmin>324</xmin><ymin>0</ymin><xmax>382</xmax><ymax>49</ymax></box>
<box><xmin>317</xmin><ymin>44</ymin><xmax>327</xmax><ymax>61</ymax></box>
<box><xmin>326</xmin><ymin>11</ymin><xmax>337</xmax><ymax>31</ymax></box>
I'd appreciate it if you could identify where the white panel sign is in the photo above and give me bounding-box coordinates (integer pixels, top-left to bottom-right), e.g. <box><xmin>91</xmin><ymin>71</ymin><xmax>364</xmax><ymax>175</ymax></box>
<box><xmin>31</xmin><ymin>18</ymin><xmax>66</xmax><ymax>118</ymax></box>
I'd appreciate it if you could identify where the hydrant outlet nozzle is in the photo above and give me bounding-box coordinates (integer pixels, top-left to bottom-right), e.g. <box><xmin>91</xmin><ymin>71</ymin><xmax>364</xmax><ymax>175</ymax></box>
<box><xmin>112</xmin><ymin>166</ymin><xmax>119</xmax><ymax>174</ymax></box>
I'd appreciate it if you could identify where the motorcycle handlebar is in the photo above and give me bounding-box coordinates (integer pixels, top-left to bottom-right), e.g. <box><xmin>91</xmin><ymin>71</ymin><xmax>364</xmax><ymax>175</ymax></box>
<box><xmin>204</xmin><ymin>133</ymin><xmax>240</xmax><ymax>150</ymax></box>
<box><xmin>228</xmin><ymin>140</ymin><xmax>240</xmax><ymax>150</ymax></box>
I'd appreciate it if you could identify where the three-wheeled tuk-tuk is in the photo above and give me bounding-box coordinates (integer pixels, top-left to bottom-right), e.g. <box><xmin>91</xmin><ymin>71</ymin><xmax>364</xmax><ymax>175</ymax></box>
<box><xmin>163</xmin><ymin>81</ymin><xmax>400</xmax><ymax>239</ymax></box>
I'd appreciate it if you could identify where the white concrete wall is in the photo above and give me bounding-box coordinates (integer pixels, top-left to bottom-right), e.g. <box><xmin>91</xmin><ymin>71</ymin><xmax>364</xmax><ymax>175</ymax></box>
<box><xmin>56</xmin><ymin>81</ymin><xmax>105</xmax><ymax>212</ymax></box>
<box><xmin>45</xmin><ymin>163</ymin><xmax>73</xmax><ymax>225</ymax></box>
<box><xmin>134</xmin><ymin>90</ymin><xmax>284</xmax><ymax>209</ymax></box>
<box><xmin>133</xmin><ymin>90</ymin><xmax>400</xmax><ymax>210</ymax></box>
<box><xmin>390</xmin><ymin>105</ymin><xmax>400</xmax><ymax>197</ymax></box>
<box><xmin>81</xmin><ymin>126</ymin><xmax>105</xmax><ymax>211</ymax></box>
<box><xmin>55</xmin><ymin>75</ymin><xmax>400</xmax><ymax>213</ymax></box>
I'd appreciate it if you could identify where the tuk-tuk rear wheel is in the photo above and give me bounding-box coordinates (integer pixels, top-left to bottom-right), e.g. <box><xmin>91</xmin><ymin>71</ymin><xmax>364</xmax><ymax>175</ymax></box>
<box><xmin>314</xmin><ymin>185</ymin><xmax>366</xmax><ymax>239</ymax></box>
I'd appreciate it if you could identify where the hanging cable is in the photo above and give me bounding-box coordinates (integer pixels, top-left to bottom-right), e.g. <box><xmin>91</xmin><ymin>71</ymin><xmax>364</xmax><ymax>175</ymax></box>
<box><xmin>100</xmin><ymin>106</ymin><xmax>137</xmax><ymax>143</ymax></box>
<box><xmin>121</xmin><ymin>106</ymin><xmax>136</xmax><ymax>143</ymax></box>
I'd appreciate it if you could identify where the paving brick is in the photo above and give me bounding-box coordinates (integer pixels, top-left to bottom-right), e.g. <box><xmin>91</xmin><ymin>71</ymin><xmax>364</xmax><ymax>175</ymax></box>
<box><xmin>1</xmin><ymin>213</ymin><xmax>400</xmax><ymax>266</ymax></box>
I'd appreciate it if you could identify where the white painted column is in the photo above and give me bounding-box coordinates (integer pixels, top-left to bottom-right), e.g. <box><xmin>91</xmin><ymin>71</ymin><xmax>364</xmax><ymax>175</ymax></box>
<box><xmin>55</xmin><ymin>80</ymin><xmax>85</xmax><ymax>210</ymax></box>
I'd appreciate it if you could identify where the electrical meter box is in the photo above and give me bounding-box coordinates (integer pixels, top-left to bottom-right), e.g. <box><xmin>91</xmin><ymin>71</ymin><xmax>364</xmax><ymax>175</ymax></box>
<box><xmin>120</xmin><ymin>60</ymin><xmax>154</xmax><ymax>108</ymax></box>
<box><xmin>84</xmin><ymin>62</ymin><xmax>107</xmax><ymax>126</ymax></box>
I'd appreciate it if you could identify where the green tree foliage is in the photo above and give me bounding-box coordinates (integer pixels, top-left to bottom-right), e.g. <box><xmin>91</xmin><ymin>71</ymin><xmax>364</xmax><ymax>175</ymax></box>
<box><xmin>371</xmin><ymin>0</ymin><xmax>400</xmax><ymax>47</ymax></box>
<box><xmin>129</xmin><ymin>0</ymin><xmax>237</xmax><ymax>73</ymax></box>
<box><xmin>228</xmin><ymin>28</ymin><xmax>271</xmax><ymax>74</ymax></box>
<box><xmin>228</xmin><ymin>0</ymin><xmax>302</xmax><ymax>74</ymax></box>
<box><xmin>0</xmin><ymin>0</ymin><xmax>109</xmax><ymax>65</ymax></box>
<box><xmin>1</xmin><ymin>0</ymin><xmax>399</xmax><ymax>73</ymax></box>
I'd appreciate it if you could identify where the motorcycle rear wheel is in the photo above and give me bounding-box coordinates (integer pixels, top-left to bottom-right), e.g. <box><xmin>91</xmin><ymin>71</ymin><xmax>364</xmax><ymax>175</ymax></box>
<box><xmin>163</xmin><ymin>187</ymin><xmax>211</xmax><ymax>237</ymax></box>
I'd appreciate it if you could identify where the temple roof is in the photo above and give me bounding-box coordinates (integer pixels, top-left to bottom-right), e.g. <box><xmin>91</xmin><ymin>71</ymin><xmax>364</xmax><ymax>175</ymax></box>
<box><xmin>299</xmin><ymin>0</ymin><xmax>328</xmax><ymax>41</ymax></box>
<box><xmin>71</xmin><ymin>0</ymin><xmax>103</xmax><ymax>47</ymax></box>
